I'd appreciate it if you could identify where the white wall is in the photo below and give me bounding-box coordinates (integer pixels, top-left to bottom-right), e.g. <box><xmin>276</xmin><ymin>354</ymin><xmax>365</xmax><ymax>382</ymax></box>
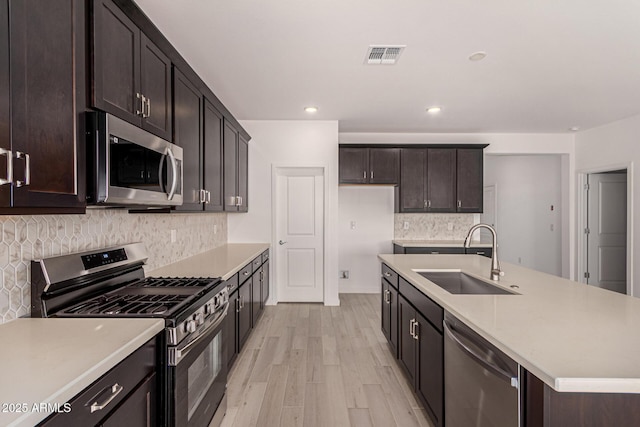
<box><xmin>338</xmin><ymin>187</ymin><xmax>395</xmax><ymax>293</ymax></box>
<box><xmin>228</xmin><ymin>120</ymin><xmax>340</xmax><ymax>305</ymax></box>
<box><xmin>575</xmin><ymin>114</ymin><xmax>640</xmax><ymax>296</ymax></box>
<box><xmin>341</xmin><ymin>132</ymin><xmax>576</xmax><ymax>278</ymax></box>
<box><xmin>485</xmin><ymin>155</ymin><xmax>563</xmax><ymax>276</ymax></box>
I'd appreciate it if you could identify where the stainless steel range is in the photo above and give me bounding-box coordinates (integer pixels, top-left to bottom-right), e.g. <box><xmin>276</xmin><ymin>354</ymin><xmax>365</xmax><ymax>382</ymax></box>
<box><xmin>30</xmin><ymin>243</ymin><xmax>228</xmax><ymax>427</ymax></box>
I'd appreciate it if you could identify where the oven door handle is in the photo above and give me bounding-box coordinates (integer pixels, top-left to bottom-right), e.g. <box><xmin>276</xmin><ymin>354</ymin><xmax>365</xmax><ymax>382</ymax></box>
<box><xmin>169</xmin><ymin>302</ymin><xmax>228</xmax><ymax>366</ymax></box>
<box><xmin>166</xmin><ymin>147</ymin><xmax>178</xmax><ymax>201</ymax></box>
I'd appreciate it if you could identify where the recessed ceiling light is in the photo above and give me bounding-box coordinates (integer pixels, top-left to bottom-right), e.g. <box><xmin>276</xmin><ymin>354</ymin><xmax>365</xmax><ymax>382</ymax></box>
<box><xmin>426</xmin><ymin>106</ymin><xmax>442</xmax><ymax>114</ymax></box>
<box><xmin>468</xmin><ymin>51</ymin><xmax>487</xmax><ymax>61</ymax></box>
<box><xmin>569</xmin><ymin>126</ymin><xmax>580</xmax><ymax>132</ymax></box>
<box><xmin>304</xmin><ymin>106</ymin><xmax>318</xmax><ymax>113</ymax></box>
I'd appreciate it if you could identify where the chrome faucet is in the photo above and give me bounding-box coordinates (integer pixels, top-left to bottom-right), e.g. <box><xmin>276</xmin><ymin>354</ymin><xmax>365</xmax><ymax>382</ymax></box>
<box><xmin>464</xmin><ymin>223</ymin><xmax>503</xmax><ymax>281</ymax></box>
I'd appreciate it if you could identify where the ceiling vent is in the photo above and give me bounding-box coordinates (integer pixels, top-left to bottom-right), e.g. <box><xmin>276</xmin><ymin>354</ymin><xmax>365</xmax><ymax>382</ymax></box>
<box><xmin>365</xmin><ymin>45</ymin><xmax>406</xmax><ymax>65</ymax></box>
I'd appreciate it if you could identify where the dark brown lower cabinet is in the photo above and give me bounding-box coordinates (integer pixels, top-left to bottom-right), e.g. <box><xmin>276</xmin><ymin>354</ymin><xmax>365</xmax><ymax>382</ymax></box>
<box><xmin>523</xmin><ymin>370</ymin><xmax>640</xmax><ymax>427</ymax></box>
<box><xmin>251</xmin><ymin>272</ymin><xmax>262</xmax><ymax>323</ymax></box>
<box><xmin>224</xmin><ymin>284</ymin><xmax>239</xmax><ymax>369</ymax></box>
<box><xmin>397</xmin><ymin>295</ymin><xmax>443</xmax><ymax>427</ymax></box>
<box><xmin>261</xmin><ymin>260</ymin><xmax>270</xmax><ymax>307</ymax></box>
<box><xmin>381</xmin><ymin>278</ymin><xmax>398</xmax><ymax>357</ymax></box>
<box><xmin>102</xmin><ymin>373</ymin><xmax>156</xmax><ymax>427</ymax></box>
<box><xmin>38</xmin><ymin>336</ymin><xmax>157</xmax><ymax>427</ymax></box>
<box><xmin>237</xmin><ymin>279</ymin><xmax>252</xmax><ymax>351</ymax></box>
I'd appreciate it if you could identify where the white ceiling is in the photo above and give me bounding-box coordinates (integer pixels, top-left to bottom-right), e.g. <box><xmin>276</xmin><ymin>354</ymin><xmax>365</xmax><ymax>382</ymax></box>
<box><xmin>135</xmin><ymin>0</ymin><xmax>640</xmax><ymax>133</ymax></box>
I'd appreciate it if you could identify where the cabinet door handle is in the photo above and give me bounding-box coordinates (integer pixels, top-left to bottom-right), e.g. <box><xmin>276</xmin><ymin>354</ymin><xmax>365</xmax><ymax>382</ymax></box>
<box><xmin>236</xmin><ymin>196</ymin><xmax>243</xmax><ymax>206</ymax></box>
<box><xmin>243</xmin><ymin>270</ymin><xmax>250</xmax><ymax>276</ymax></box>
<box><xmin>199</xmin><ymin>189</ymin><xmax>207</xmax><ymax>203</ymax></box>
<box><xmin>413</xmin><ymin>321</ymin><xmax>419</xmax><ymax>340</ymax></box>
<box><xmin>89</xmin><ymin>383</ymin><xmax>124</xmax><ymax>413</ymax></box>
<box><xmin>228</xmin><ymin>196</ymin><xmax>237</xmax><ymax>206</ymax></box>
<box><xmin>383</xmin><ymin>272</ymin><xmax>391</xmax><ymax>278</ymax></box>
<box><xmin>384</xmin><ymin>290</ymin><xmax>390</xmax><ymax>304</ymax></box>
<box><xmin>457</xmin><ymin>200</ymin><xmax>462</xmax><ymax>208</ymax></box>
<box><xmin>409</xmin><ymin>319</ymin><xmax>415</xmax><ymax>338</ymax></box>
<box><xmin>15</xmin><ymin>152</ymin><xmax>30</xmax><ymax>187</ymax></box>
<box><xmin>363</xmin><ymin>171</ymin><xmax>366</xmax><ymax>179</ymax></box>
<box><xmin>146</xmin><ymin>97</ymin><xmax>151</xmax><ymax>118</ymax></box>
<box><xmin>236</xmin><ymin>298</ymin><xmax>241</xmax><ymax>313</ymax></box>
<box><xmin>136</xmin><ymin>93</ymin><xmax>143</xmax><ymax>116</ymax></box>
<box><xmin>206</xmin><ymin>191</ymin><xmax>211</xmax><ymax>204</ymax></box>
<box><xmin>0</xmin><ymin>148</ymin><xmax>13</xmax><ymax>185</ymax></box>
<box><xmin>427</xmin><ymin>200</ymin><xmax>431</xmax><ymax>208</ymax></box>
<box><xmin>370</xmin><ymin>171</ymin><xmax>374</xmax><ymax>180</ymax></box>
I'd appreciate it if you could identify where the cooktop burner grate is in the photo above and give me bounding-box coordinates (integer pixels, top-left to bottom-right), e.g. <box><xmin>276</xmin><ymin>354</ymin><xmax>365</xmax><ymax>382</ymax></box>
<box><xmin>130</xmin><ymin>277</ymin><xmax>215</xmax><ymax>288</ymax></box>
<box><xmin>60</xmin><ymin>293</ymin><xmax>191</xmax><ymax>316</ymax></box>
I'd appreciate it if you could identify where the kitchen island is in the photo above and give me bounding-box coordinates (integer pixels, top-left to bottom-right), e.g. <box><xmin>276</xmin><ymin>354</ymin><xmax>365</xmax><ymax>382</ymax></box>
<box><xmin>379</xmin><ymin>253</ymin><xmax>640</xmax><ymax>426</ymax></box>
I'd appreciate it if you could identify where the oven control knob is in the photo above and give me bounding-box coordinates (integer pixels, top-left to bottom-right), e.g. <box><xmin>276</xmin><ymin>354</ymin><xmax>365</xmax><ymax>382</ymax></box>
<box><xmin>185</xmin><ymin>320</ymin><xmax>197</xmax><ymax>333</ymax></box>
<box><xmin>194</xmin><ymin>312</ymin><xmax>205</xmax><ymax>326</ymax></box>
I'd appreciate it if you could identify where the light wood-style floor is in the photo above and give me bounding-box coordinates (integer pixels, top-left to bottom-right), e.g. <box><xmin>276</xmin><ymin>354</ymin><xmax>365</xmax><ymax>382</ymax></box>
<box><xmin>220</xmin><ymin>294</ymin><xmax>434</xmax><ymax>427</ymax></box>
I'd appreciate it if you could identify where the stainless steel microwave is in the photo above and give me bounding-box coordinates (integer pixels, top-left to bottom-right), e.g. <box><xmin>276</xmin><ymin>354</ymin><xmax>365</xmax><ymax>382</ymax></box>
<box><xmin>87</xmin><ymin>112</ymin><xmax>183</xmax><ymax>207</ymax></box>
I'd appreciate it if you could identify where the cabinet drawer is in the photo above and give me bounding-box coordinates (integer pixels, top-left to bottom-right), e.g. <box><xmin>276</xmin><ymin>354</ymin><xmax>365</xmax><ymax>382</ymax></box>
<box><xmin>381</xmin><ymin>263</ymin><xmax>399</xmax><ymax>289</ymax></box>
<box><xmin>262</xmin><ymin>250</ymin><xmax>269</xmax><ymax>264</ymax></box>
<box><xmin>225</xmin><ymin>274</ymin><xmax>239</xmax><ymax>293</ymax></box>
<box><xmin>405</xmin><ymin>247</ymin><xmax>465</xmax><ymax>255</ymax></box>
<box><xmin>238</xmin><ymin>263</ymin><xmax>253</xmax><ymax>284</ymax></box>
<box><xmin>38</xmin><ymin>337</ymin><xmax>157</xmax><ymax>427</ymax></box>
<box><xmin>399</xmin><ymin>277</ymin><xmax>443</xmax><ymax>333</ymax></box>
<box><xmin>252</xmin><ymin>256</ymin><xmax>262</xmax><ymax>270</ymax></box>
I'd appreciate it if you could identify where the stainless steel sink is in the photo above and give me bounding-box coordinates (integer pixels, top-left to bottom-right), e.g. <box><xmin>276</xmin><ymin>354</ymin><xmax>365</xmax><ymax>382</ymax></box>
<box><xmin>415</xmin><ymin>270</ymin><xmax>515</xmax><ymax>295</ymax></box>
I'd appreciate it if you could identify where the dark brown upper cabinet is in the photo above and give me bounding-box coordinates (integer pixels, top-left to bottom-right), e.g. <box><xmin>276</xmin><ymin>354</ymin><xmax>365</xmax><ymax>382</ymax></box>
<box><xmin>339</xmin><ymin>147</ymin><xmax>399</xmax><ymax>184</ymax></box>
<box><xmin>456</xmin><ymin>148</ymin><xmax>483</xmax><ymax>212</ymax></box>
<box><xmin>0</xmin><ymin>0</ymin><xmax>86</xmax><ymax>213</ymax></box>
<box><xmin>92</xmin><ymin>0</ymin><xmax>172</xmax><ymax>141</ymax></box>
<box><xmin>426</xmin><ymin>149</ymin><xmax>456</xmax><ymax>212</ymax></box>
<box><xmin>223</xmin><ymin>121</ymin><xmax>249</xmax><ymax>212</ymax></box>
<box><xmin>172</xmin><ymin>78</ymin><xmax>231</xmax><ymax>213</ymax></box>
<box><xmin>173</xmin><ymin>69</ymin><xmax>203</xmax><ymax>212</ymax></box>
<box><xmin>393</xmin><ymin>145</ymin><xmax>486</xmax><ymax>213</ymax></box>
<box><xmin>203</xmin><ymin>98</ymin><xmax>224</xmax><ymax>212</ymax></box>
<box><xmin>399</xmin><ymin>148</ymin><xmax>427</xmax><ymax>212</ymax></box>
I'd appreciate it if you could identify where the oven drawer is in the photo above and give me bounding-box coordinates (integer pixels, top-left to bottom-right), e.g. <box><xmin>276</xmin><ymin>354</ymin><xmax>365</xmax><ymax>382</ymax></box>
<box><xmin>238</xmin><ymin>263</ymin><xmax>253</xmax><ymax>284</ymax></box>
<box><xmin>38</xmin><ymin>337</ymin><xmax>157</xmax><ymax>427</ymax></box>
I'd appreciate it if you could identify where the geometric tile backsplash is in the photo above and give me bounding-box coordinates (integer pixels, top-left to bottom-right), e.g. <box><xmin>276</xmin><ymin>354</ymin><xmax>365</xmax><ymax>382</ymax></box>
<box><xmin>394</xmin><ymin>213</ymin><xmax>476</xmax><ymax>240</ymax></box>
<box><xmin>0</xmin><ymin>209</ymin><xmax>227</xmax><ymax>323</ymax></box>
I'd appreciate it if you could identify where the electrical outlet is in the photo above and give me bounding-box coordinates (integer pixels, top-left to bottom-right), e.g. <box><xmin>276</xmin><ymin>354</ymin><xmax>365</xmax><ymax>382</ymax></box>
<box><xmin>340</xmin><ymin>270</ymin><xmax>350</xmax><ymax>279</ymax></box>
<box><xmin>170</xmin><ymin>229</ymin><xmax>177</xmax><ymax>243</ymax></box>
<box><xmin>447</xmin><ymin>222</ymin><xmax>454</xmax><ymax>231</ymax></box>
<box><xmin>403</xmin><ymin>221</ymin><xmax>409</xmax><ymax>230</ymax></box>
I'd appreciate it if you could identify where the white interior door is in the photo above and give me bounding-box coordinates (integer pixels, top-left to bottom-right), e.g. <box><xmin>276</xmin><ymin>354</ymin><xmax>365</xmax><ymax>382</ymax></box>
<box><xmin>586</xmin><ymin>172</ymin><xmax>627</xmax><ymax>294</ymax></box>
<box><xmin>480</xmin><ymin>184</ymin><xmax>497</xmax><ymax>242</ymax></box>
<box><xmin>275</xmin><ymin>167</ymin><xmax>324</xmax><ymax>302</ymax></box>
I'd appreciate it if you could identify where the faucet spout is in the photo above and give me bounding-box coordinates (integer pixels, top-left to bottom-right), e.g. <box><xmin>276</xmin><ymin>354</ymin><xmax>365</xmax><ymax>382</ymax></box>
<box><xmin>464</xmin><ymin>223</ymin><xmax>503</xmax><ymax>281</ymax></box>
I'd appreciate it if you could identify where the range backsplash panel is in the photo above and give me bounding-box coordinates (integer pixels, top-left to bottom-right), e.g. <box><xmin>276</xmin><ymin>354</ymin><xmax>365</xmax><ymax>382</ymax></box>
<box><xmin>394</xmin><ymin>214</ymin><xmax>475</xmax><ymax>240</ymax></box>
<box><xmin>0</xmin><ymin>210</ymin><xmax>227</xmax><ymax>323</ymax></box>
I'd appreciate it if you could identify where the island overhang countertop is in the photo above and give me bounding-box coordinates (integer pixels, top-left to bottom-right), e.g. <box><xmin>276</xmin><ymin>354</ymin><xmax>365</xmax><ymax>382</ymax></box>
<box><xmin>378</xmin><ymin>253</ymin><xmax>640</xmax><ymax>394</ymax></box>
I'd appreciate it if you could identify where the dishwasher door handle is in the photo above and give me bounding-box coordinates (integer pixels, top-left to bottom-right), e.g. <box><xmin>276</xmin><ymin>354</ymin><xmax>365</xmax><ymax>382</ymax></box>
<box><xmin>443</xmin><ymin>319</ymin><xmax>518</xmax><ymax>388</ymax></box>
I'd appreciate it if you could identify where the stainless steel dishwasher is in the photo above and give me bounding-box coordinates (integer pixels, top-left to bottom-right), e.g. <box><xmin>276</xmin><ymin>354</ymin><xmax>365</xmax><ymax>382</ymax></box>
<box><xmin>443</xmin><ymin>312</ymin><xmax>520</xmax><ymax>427</ymax></box>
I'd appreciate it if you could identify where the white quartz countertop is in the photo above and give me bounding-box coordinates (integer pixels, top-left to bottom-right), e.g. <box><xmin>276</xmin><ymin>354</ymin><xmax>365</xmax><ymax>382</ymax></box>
<box><xmin>0</xmin><ymin>318</ymin><xmax>164</xmax><ymax>427</ymax></box>
<box><xmin>393</xmin><ymin>239</ymin><xmax>492</xmax><ymax>248</ymax></box>
<box><xmin>149</xmin><ymin>243</ymin><xmax>270</xmax><ymax>281</ymax></box>
<box><xmin>378</xmin><ymin>254</ymin><xmax>640</xmax><ymax>393</ymax></box>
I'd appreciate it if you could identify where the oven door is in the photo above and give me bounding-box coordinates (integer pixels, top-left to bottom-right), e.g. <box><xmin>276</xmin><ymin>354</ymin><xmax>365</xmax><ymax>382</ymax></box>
<box><xmin>90</xmin><ymin>112</ymin><xmax>184</xmax><ymax>206</ymax></box>
<box><xmin>168</xmin><ymin>306</ymin><xmax>228</xmax><ymax>427</ymax></box>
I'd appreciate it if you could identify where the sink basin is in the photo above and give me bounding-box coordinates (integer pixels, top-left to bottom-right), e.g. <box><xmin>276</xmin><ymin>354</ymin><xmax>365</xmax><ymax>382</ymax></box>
<box><xmin>415</xmin><ymin>270</ymin><xmax>515</xmax><ymax>295</ymax></box>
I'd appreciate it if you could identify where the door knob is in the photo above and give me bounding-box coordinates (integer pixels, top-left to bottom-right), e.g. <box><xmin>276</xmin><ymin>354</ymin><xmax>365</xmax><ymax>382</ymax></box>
<box><xmin>279</xmin><ymin>240</ymin><xmax>287</xmax><ymax>245</ymax></box>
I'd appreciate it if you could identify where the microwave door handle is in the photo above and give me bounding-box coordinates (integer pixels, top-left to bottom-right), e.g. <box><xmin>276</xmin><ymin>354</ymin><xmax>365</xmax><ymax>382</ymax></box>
<box><xmin>158</xmin><ymin>152</ymin><xmax>166</xmax><ymax>194</ymax></box>
<box><xmin>166</xmin><ymin>147</ymin><xmax>178</xmax><ymax>200</ymax></box>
